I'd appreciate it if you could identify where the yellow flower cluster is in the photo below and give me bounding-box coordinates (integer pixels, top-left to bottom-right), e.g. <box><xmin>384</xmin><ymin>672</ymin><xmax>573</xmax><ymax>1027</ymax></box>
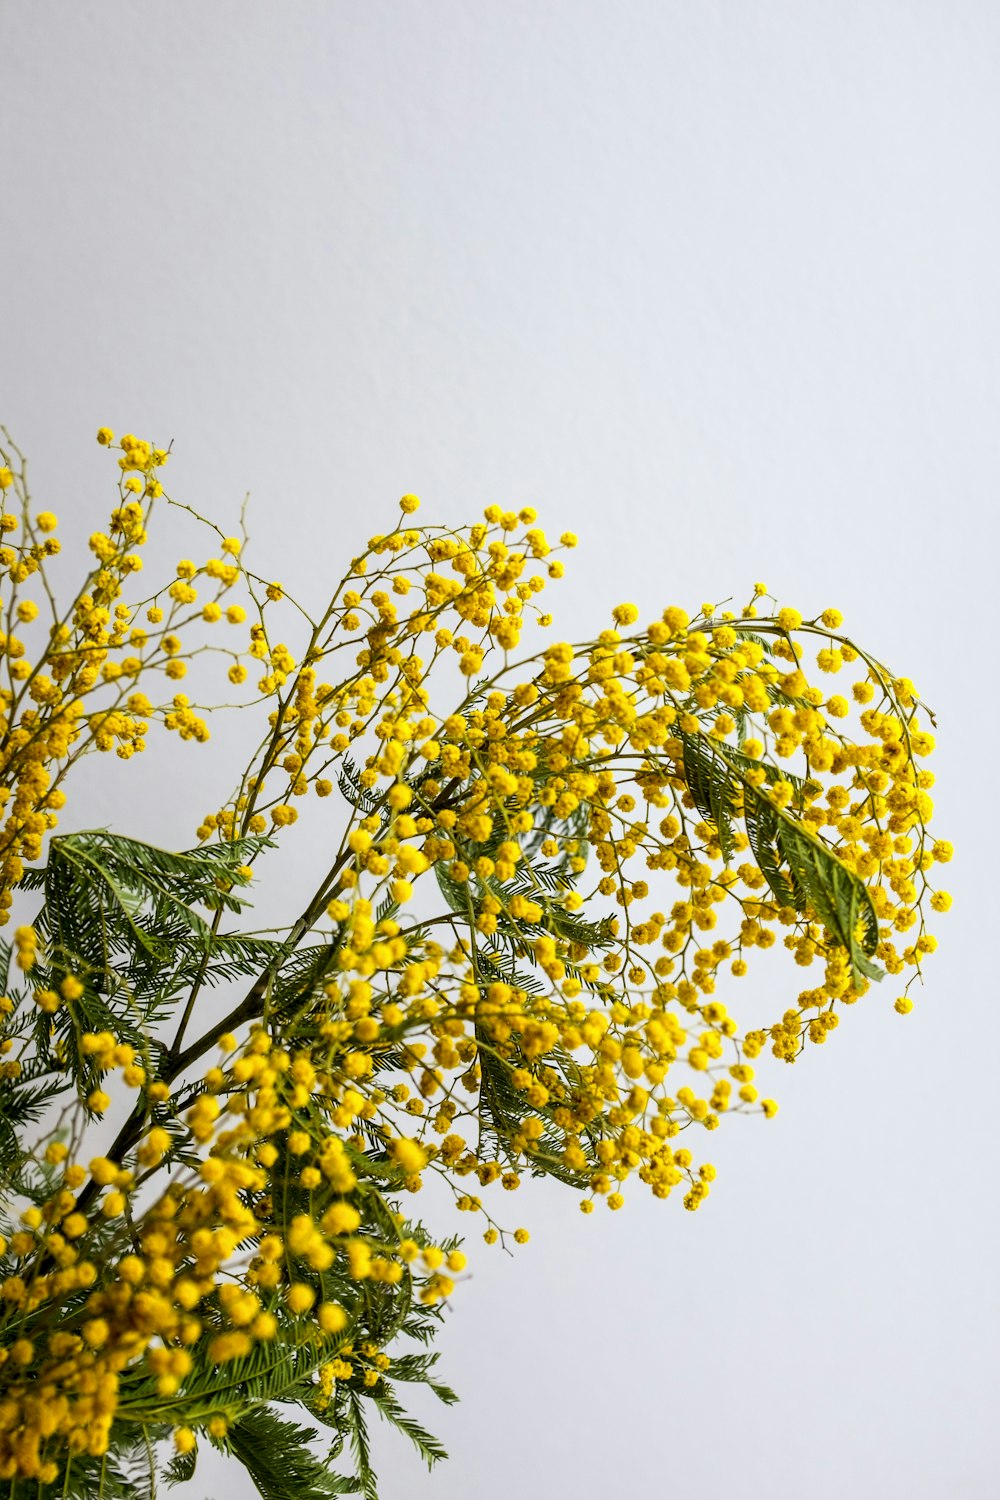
<box><xmin>171</xmin><ymin>499</ymin><xmax>949</xmax><ymax>1243</ymax></box>
<box><xmin>0</xmin><ymin>1016</ymin><xmax>461</xmax><ymax>1482</ymax></box>
<box><xmin>0</xmin><ymin>429</ymin><xmax>948</xmax><ymax>1492</ymax></box>
<box><xmin>0</xmin><ymin>430</ymin><xmax>251</xmax><ymax>924</ymax></box>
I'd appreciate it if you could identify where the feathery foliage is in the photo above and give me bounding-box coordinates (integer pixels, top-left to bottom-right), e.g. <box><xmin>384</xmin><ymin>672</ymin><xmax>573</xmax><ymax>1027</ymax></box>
<box><xmin>0</xmin><ymin>430</ymin><xmax>947</xmax><ymax>1498</ymax></box>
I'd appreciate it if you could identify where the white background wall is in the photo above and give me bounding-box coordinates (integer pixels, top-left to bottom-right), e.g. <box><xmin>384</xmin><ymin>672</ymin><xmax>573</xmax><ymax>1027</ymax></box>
<box><xmin>3</xmin><ymin>3</ymin><xmax>998</xmax><ymax>1496</ymax></box>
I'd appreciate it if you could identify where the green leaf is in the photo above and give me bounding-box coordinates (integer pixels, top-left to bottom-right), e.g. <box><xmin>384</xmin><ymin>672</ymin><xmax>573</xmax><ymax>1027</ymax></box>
<box><xmin>742</xmin><ymin>790</ymin><xmax>796</xmax><ymax>909</ymax></box>
<box><xmin>372</xmin><ymin>1387</ymin><xmax>449</xmax><ymax>1469</ymax></box>
<box><xmin>345</xmin><ymin>1391</ymin><xmax>377</xmax><ymax>1500</ymax></box>
<box><xmin>28</xmin><ymin>830</ymin><xmax>267</xmax><ymax>1001</ymax></box>
<box><xmin>164</xmin><ymin>1445</ymin><xmax>198</xmax><ymax>1487</ymax></box>
<box><xmin>681</xmin><ymin>733</ymin><xmax>884</xmax><ymax>986</ymax></box>
<box><xmin>680</xmin><ymin>731</ymin><xmax>738</xmax><ymax>862</ymax></box>
<box><xmin>227</xmin><ymin>1405</ymin><xmax>355</xmax><ymax>1500</ymax></box>
<box><xmin>775</xmin><ymin>820</ymin><xmax>884</xmax><ymax>984</ymax></box>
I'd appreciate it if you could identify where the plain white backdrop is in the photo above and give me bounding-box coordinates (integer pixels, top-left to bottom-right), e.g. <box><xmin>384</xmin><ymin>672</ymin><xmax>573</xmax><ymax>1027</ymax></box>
<box><xmin>3</xmin><ymin>3</ymin><xmax>998</xmax><ymax>1496</ymax></box>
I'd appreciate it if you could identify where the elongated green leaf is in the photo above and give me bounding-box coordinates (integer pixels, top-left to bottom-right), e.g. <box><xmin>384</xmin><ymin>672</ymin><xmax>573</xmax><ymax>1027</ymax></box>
<box><xmin>372</xmin><ymin>1388</ymin><xmax>449</xmax><ymax>1468</ymax></box>
<box><xmin>228</xmin><ymin>1406</ymin><xmax>355</xmax><ymax>1500</ymax></box>
<box><xmin>345</xmin><ymin>1391</ymin><xmax>377</xmax><ymax>1500</ymax></box>
<box><xmin>743</xmin><ymin>791</ymin><xmax>796</xmax><ymax>909</ymax></box>
<box><xmin>679</xmin><ymin>733</ymin><xmax>883</xmax><ymax>984</ymax></box>
<box><xmin>164</xmin><ymin>1446</ymin><xmax>197</xmax><ymax>1487</ymax></box>
<box><xmin>680</xmin><ymin>731</ymin><xmax>739</xmax><ymax>862</ymax></box>
<box><xmin>775</xmin><ymin>820</ymin><xmax>883</xmax><ymax>983</ymax></box>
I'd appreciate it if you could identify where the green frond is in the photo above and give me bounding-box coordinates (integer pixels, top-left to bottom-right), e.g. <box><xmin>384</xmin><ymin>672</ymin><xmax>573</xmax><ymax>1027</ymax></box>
<box><xmin>344</xmin><ymin>1390</ymin><xmax>377</xmax><ymax>1500</ymax></box>
<box><xmin>226</xmin><ymin>1405</ymin><xmax>357</xmax><ymax>1500</ymax></box>
<box><xmin>742</xmin><ymin>791</ymin><xmax>796</xmax><ymax>909</ymax></box>
<box><xmin>27</xmin><ymin>829</ymin><xmax>258</xmax><ymax>991</ymax></box>
<box><xmin>682</xmin><ymin>733</ymin><xmax>884</xmax><ymax>984</ymax></box>
<box><xmin>681</xmin><ymin>730</ymin><xmax>739</xmax><ymax>862</ymax></box>
<box><xmin>775</xmin><ymin>819</ymin><xmax>883</xmax><ymax>982</ymax></box>
<box><xmin>10</xmin><ymin>832</ymin><xmax>281</xmax><ymax>1094</ymax></box>
<box><xmin>337</xmin><ymin>758</ymin><xmax>385</xmax><ymax>822</ymax></box>
<box><xmin>474</xmin><ymin>1033</ymin><xmax>595</xmax><ymax>1187</ymax></box>
<box><xmin>0</xmin><ymin>1073</ymin><xmax>73</xmax><ymax>1190</ymax></box>
<box><xmin>163</xmin><ymin>1446</ymin><xmax>198</xmax><ymax>1487</ymax></box>
<box><xmin>371</xmin><ymin>1386</ymin><xmax>449</xmax><ymax>1469</ymax></box>
<box><xmin>27</xmin><ymin>1432</ymin><xmax>160</xmax><ymax>1500</ymax></box>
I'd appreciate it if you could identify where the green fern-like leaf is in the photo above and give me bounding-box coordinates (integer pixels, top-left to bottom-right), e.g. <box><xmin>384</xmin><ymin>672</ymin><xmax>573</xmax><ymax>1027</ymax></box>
<box><xmin>227</xmin><ymin>1405</ymin><xmax>357</xmax><ymax>1500</ymax></box>
<box><xmin>681</xmin><ymin>731</ymin><xmax>739</xmax><ymax>862</ymax></box>
<box><xmin>774</xmin><ymin>820</ymin><xmax>883</xmax><ymax>982</ymax></box>
<box><xmin>371</xmin><ymin>1387</ymin><xmax>449</xmax><ymax>1469</ymax></box>
<box><xmin>164</xmin><ymin>1444</ymin><xmax>198</xmax><ymax>1487</ymax></box>
<box><xmin>700</xmin><ymin>740</ymin><xmax>883</xmax><ymax>984</ymax></box>
<box><xmin>344</xmin><ymin>1391</ymin><xmax>377</xmax><ymax>1500</ymax></box>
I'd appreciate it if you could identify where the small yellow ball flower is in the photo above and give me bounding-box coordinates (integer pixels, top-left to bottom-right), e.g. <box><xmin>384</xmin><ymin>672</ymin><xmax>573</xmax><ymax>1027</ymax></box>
<box><xmin>319</xmin><ymin>1301</ymin><xmax>348</xmax><ymax>1333</ymax></box>
<box><xmin>392</xmin><ymin>1137</ymin><xmax>428</xmax><ymax>1174</ymax></box>
<box><xmin>96</xmin><ymin>426</ymin><xmax>114</xmax><ymax>445</ymax></box>
<box><xmin>286</xmin><ymin>1283</ymin><xmax>316</xmax><ymax>1314</ymax></box>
